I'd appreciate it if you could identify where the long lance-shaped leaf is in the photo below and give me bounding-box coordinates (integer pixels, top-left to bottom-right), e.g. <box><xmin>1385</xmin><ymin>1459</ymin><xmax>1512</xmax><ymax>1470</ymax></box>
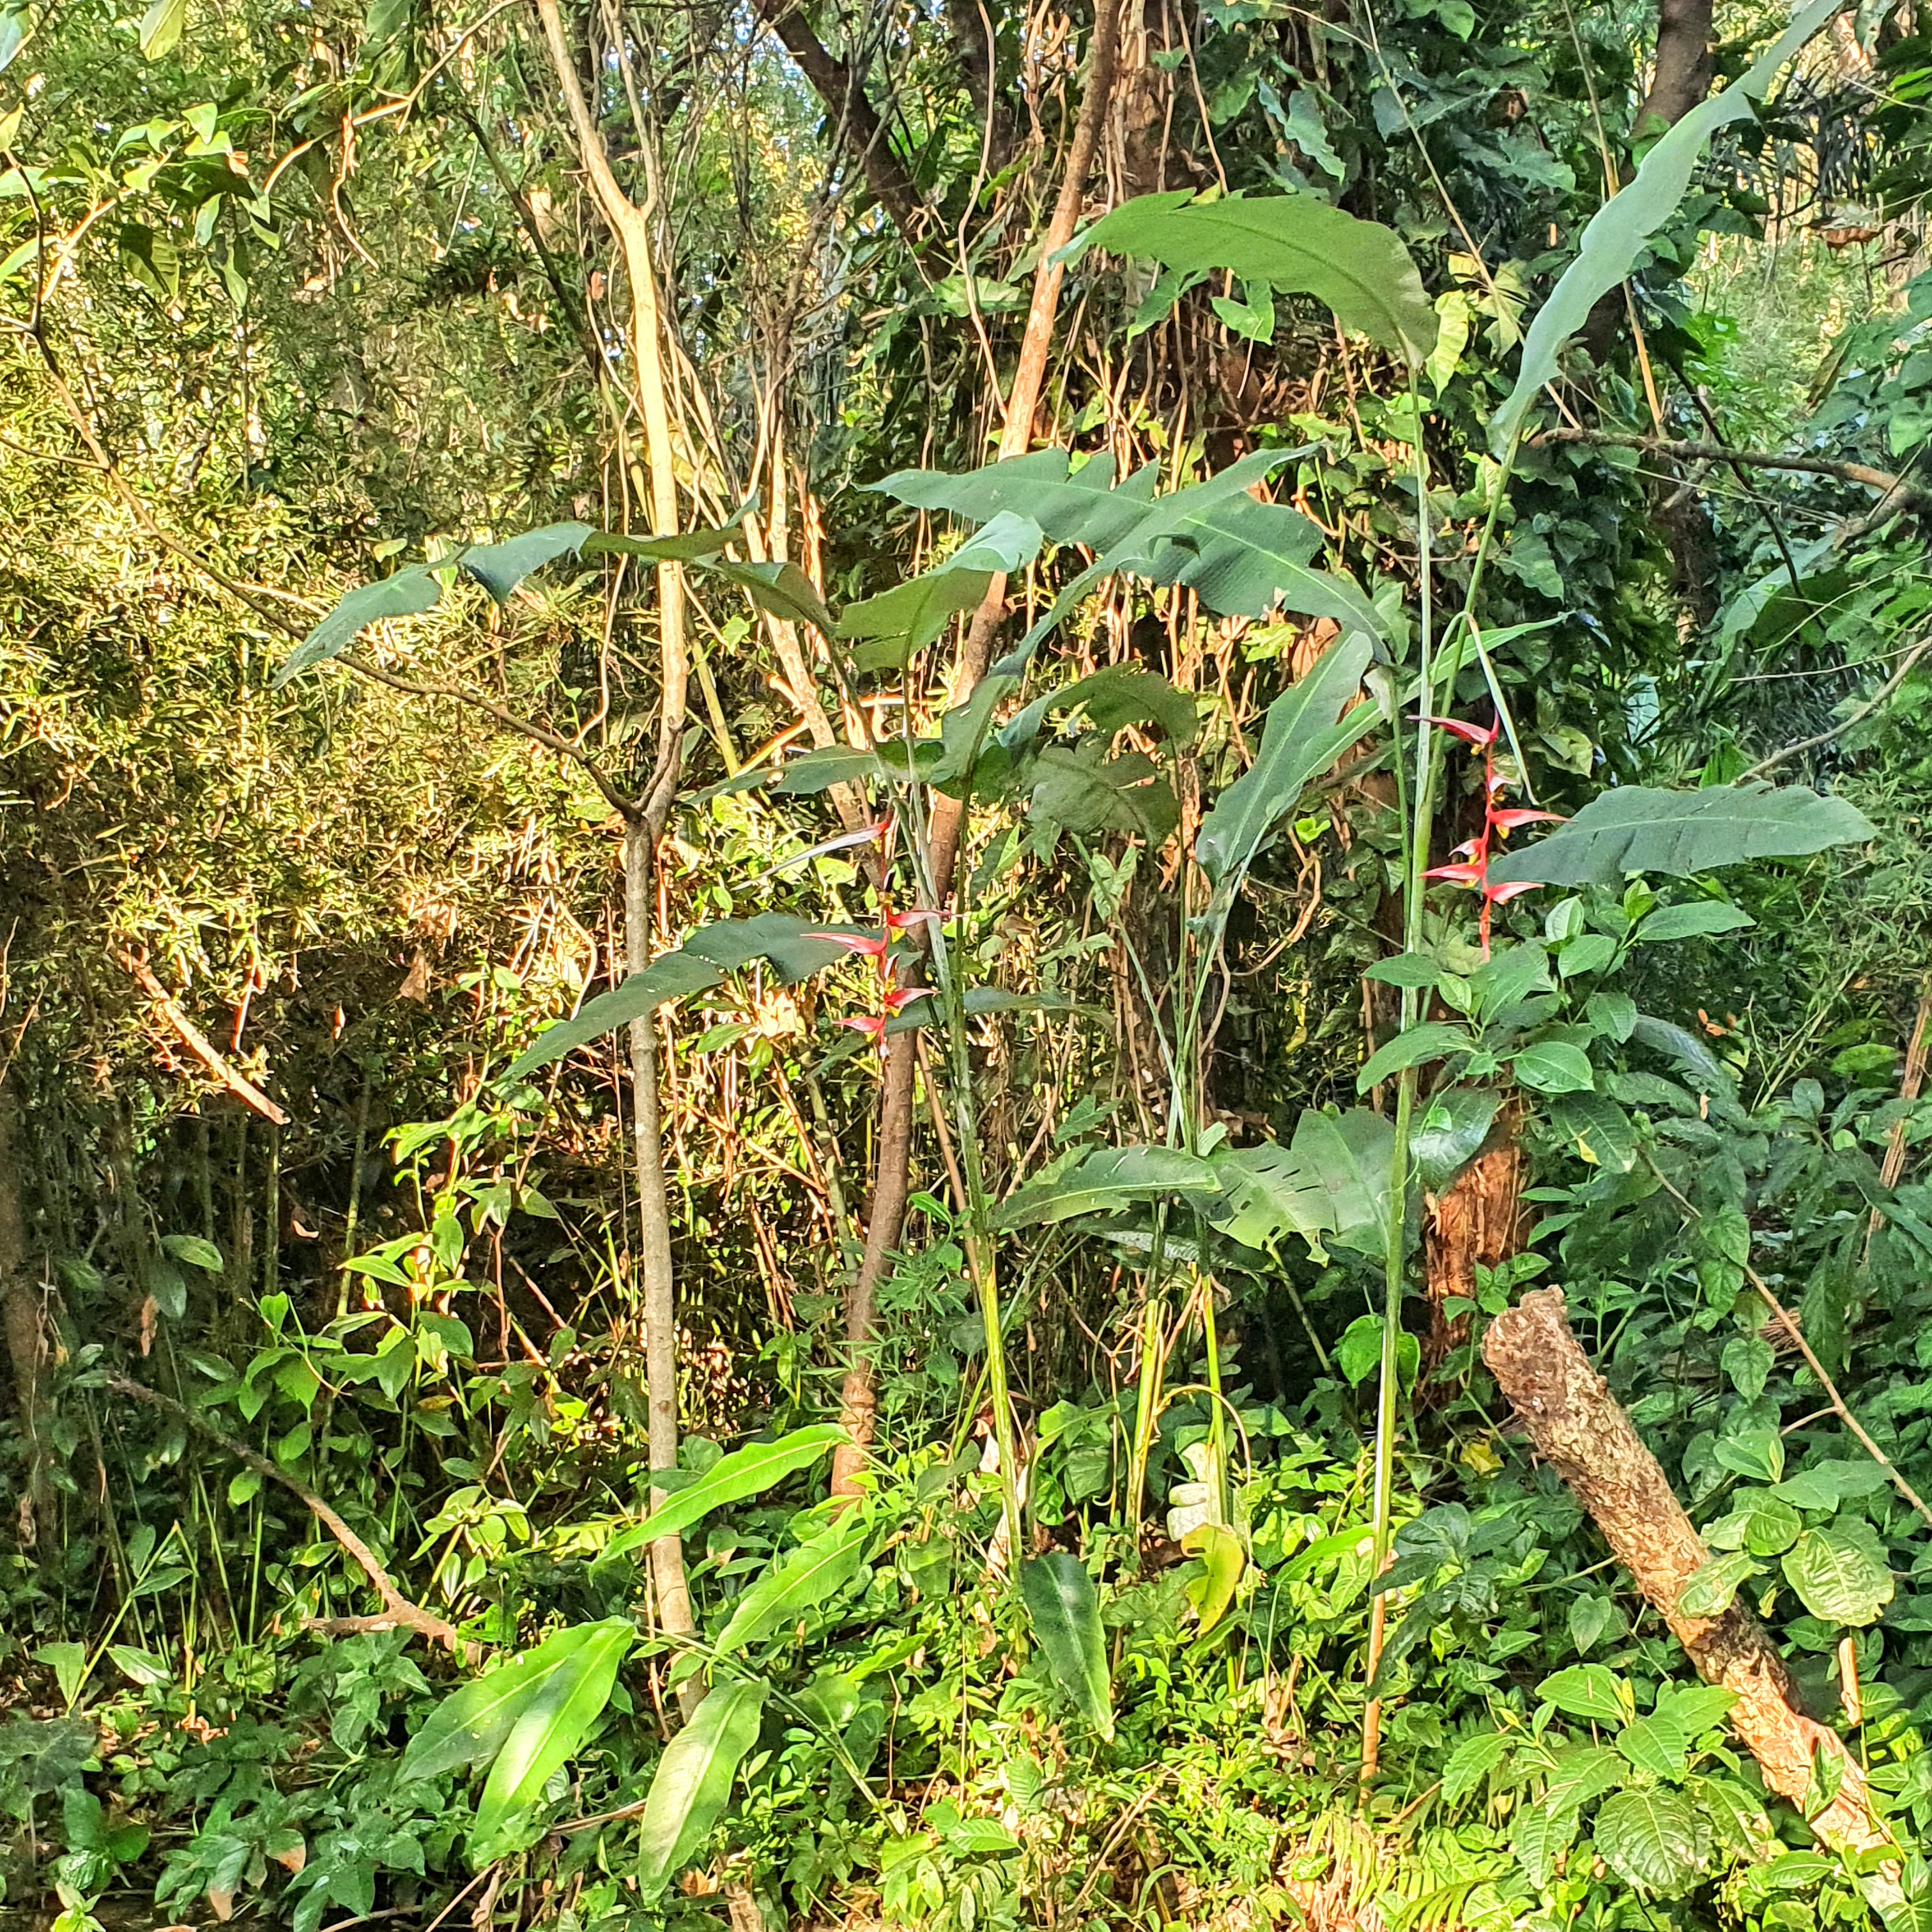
<box><xmin>469</xmin><ymin>1619</ymin><xmax>634</xmax><ymax>1860</ymax></box>
<box><xmin>636</xmin><ymin>1678</ymin><xmax>769</xmax><ymax>1901</ymax></box>
<box><xmin>1490</xmin><ymin>0</ymin><xmax>1840</xmax><ymax>453</ymax></box>
<box><xmin>1485</xmin><ymin>781</ymin><xmax>1874</xmax><ymax>887</ymax></box>
<box><xmin>1020</xmin><ymin>1552</ymin><xmax>1114</xmax><ymax>1740</ymax></box>
<box><xmin>995</xmin><ymin>1145</ymin><xmax>1223</xmax><ymax>1230</ymax></box>
<box><xmin>599</xmin><ymin>1424</ymin><xmax>846</xmax><ymax>1563</ymax></box>
<box><xmin>1196</xmin><ymin>631</ymin><xmax>1376</xmax><ymax>891</ymax></box>
<box><xmin>1064</xmin><ymin>191</ymin><xmax>1439</xmax><ymax>366</ymax></box>
<box><xmin>399</xmin><ymin>1623</ymin><xmax>604</xmax><ymax>1785</ymax></box>
<box><xmin>712</xmin><ymin>1517</ymin><xmax>871</xmax><ymax>1657</ymax></box>
<box><xmin>503</xmin><ymin>916</ymin><xmax>870</xmax><ymax>1078</ymax></box>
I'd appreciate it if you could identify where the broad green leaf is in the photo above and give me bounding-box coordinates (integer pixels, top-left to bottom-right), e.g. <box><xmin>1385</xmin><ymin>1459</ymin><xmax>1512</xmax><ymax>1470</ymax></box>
<box><xmin>1636</xmin><ymin>901</ymin><xmax>1756</xmax><ymax>943</ymax></box>
<box><xmin>1654</xmin><ymin>1684</ymin><xmax>1738</xmax><ymax>1735</ymax></box>
<box><xmin>635</xmin><ymin>1678</ymin><xmax>768</xmax><ymax>1901</ymax></box>
<box><xmin>461</xmin><ymin>523</ymin><xmax>595</xmax><ymax>601</ymax></box>
<box><xmin>1354</xmin><ymin>1022</ymin><xmax>1475</xmax><ymax>1092</ymax></box>
<box><xmin>1071</xmin><ymin>191</ymin><xmax>1439</xmax><ymax>365</ymax></box>
<box><xmin>1027</xmin><ymin>742</ymin><xmax>1178</xmax><ymax>843</ymax></box>
<box><xmin>401</xmin><ymin>1623</ymin><xmax>605</xmax><ymax>1785</ymax></box>
<box><xmin>1490</xmin><ymin>0</ymin><xmax>1839</xmax><ymax>450</ymax></box>
<box><xmin>1486</xmin><ymin>782</ymin><xmax>1874</xmax><ymax>887</ymax></box>
<box><xmin>139</xmin><ymin>0</ymin><xmax>187</xmax><ymax>57</ymax></box>
<box><xmin>1510</xmin><ymin>1042</ymin><xmax>1596</xmax><ymax>1095</ymax></box>
<box><xmin>1337</xmin><ymin>1314</ymin><xmax>1417</xmax><ymax>1390</ymax></box>
<box><xmin>276</xmin><ymin>566</ymin><xmax>443</xmax><ymax>686</ymax></box>
<box><xmin>1020</xmin><ymin>1552</ymin><xmax>1113</xmax><ymax>1740</ymax></box>
<box><xmin>1442</xmin><ymin>1728</ymin><xmax>1512</xmax><ymax>1806</ymax></box>
<box><xmin>107</xmin><ymin>1645</ymin><xmax>171</xmax><ymax>1687</ymax></box>
<box><xmin>1537</xmin><ymin>1664</ymin><xmax>1632</xmax><ymax>1726</ymax></box>
<box><xmin>1675</xmin><ymin>1550</ymin><xmax>1761</xmax><ymax>1620</ymax></box>
<box><xmin>160</xmin><ymin>1233</ymin><xmax>223</xmax><ymax>1271</ymax></box>
<box><xmin>1614</xmin><ymin>1709</ymin><xmax>1698</xmax><ymax>1781</ymax></box>
<box><xmin>1721</xmin><ymin>1332</ymin><xmax>1774</xmax><ymax>1402</ymax></box>
<box><xmin>1197</xmin><ymin>632</ymin><xmax>1376</xmax><ymax>890</ymax></box>
<box><xmin>1769</xmin><ymin>1459</ymin><xmax>1894</xmax><ymax>1510</ymax></box>
<box><xmin>505</xmin><ymin>918</ymin><xmax>868</xmax><ymax>1077</ymax></box>
<box><xmin>1365</xmin><ymin>952</ymin><xmax>1443</xmax><ymax>991</ymax></box>
<box><xmin>1209</xmin><ymin>1139</ymin><xmax>1337</xmax><ymax>1256</ymax></box>
<box><xmin>875</xmin><ymin>447</ymin><xmax>1160</xmax><ymax>551</ymax></box>
<box><xmin>1411</xmin><ymin>1085</ymin><xmax>1501</xmax><ymax>1190</ymax></box>
<box><xmin>1590</xmin><ymin>1786</ymin><xmax>1710</xmax><ymax>1895</ymax></box>
<box><xmin>1706</xmin><ymin>1491</ymin><xmax>1802</xmax><ymax>1558</ymax></box>
<box><xmin>34</xmin><ymin>1642</ymin><xmax>88</xmax><ymax>1708</ymax></box>
<box><xmin>470</xmin><ymin>1620</ymin><xmax>634</xmax><ymax>1858</ymax></box>
<box><xmin>1182</xmin><ymin>1522</ymin><xmax>1245</xmax><ymax>1634</ymax></box>
<box><xmin>995</xmin><ymin>1145</ymin><xmax>1222</xmax><ymax>1230</ymax></box>
<box><xmin>712</xmin><ymin>1518</ymin><xmax>870</xmax><ymax>1657</ymax></box>
<box><xmin>1513</xmin><ymin>1792</ymin><xmax>1581</xmax><ymax>1890</ymax></box>
<box><xmin>1539</xmin><ymin>1743</ymin><xmax>1628</xmax><ymax>1816</ymax></box>
<box><xmin>1469</xmin><ymin>941</ymin><xmax>1553</xmax><ymax>1017</ymax></box>
<box><xmin>838</xmin><ymin>512</ymin><xmax>1043</xmax><ymax>671</ymax></box>
<box><xmin>602</xmin><ymin>1425</ymin><xmax>845</xmax><ymax>1561</ymax></box>
<box><xmin>709</xmin><ymin>558</ymin><xmax>838</xmax><ymax>638</ymax></box>
<box><xmin>1288</xmin><ymin>1107</ymin><xmax>1394</xmax><ymax>1259</ymax></box>
<box><xmin>1547</xmin><ymin>1092</ymin><xmax>1637</xmax><ymax>1172</ymax></box>
<box><xmin>1056</xmin><ymin>664</ymin><xmax>1200</xmax><ymax>746</ymax></box>
<box><xmin>1782</xmin><ymin>1524</ymin><xmax>1894</xmax><ymax>1627</ymax></box>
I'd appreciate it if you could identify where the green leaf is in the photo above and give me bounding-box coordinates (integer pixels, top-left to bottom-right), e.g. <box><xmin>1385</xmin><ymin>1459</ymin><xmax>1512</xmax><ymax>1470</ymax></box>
<box><xmin>1056</xmin><ymin>664</ymin><xmax>1200</xmax><ymax>746</ymax></box>
<box><xmin>1469</xmin><ymin>942</ymin><xmax>1553</xmax><ymax>1017</ymax></box>
<box><xmin>1287</xmin><ymin>1107</ymin><xmax>1395</xmax><ymax>1259</ymax></box>
<box><xmin>1636</xmin><ymin>901</ymin><xmax>1756</xmax><ymax>943</ymax></box>
<box><xmin>471</xmin><ymin>1620</ymin><xmax>633</xmax><ymax>1858</ymax></box>
<box><xmin>1675</xmin><ymin>1550</ymin><xmax>1761</xmax><ymax>1620</ymax></box>
<box><xmin>1209</xmin><ymin>1138</ymin><xmax>1337</xmax><ymax>1256</ymax></box>
<box><xmin>1197</xmin><ymin>632</ymin><xmax>1376</xmax><ymax>890</ymax></box>
<box><xmin>138</xmin><ymin>0</ymin><xmax>187</xmax><ymax>57</ymax></box>
<box><xmin>107</xmin><ymin>1644</ymin><xmax>172</xmax><ymax>1688</ymax></box>
<box><xmin>1411</xmin><ymin>1085</ymin><xmax>1500</xmax><ymax>1191</ymax></box>
<box><xmin>34</xmin><ymin>1642</ymin><xmax>88</xmax><ymax>1708</ymax></box>
<box><xmin>839</xmin><ymin>513</ymin><xmax>1043</xmax><ymax>671</ymax></box>
<box><xmin>601</xmin><ymin>1425</ymin><xmax>845</xmax><ymax>1560</ymax></box>
<box><xmin>1442</xmin><ymin>1728</ymin><xmax>1512</xmax><ymax>1807</ymax></box>
<box><xmin>1354</xmin><ymin>1022</ymin><xmax>1475</xmax><ymax>1093</ymax></box>
<box><xmin>1615</xmin><ymin>1708</ymin><xmax>1697</xmax><ymax>1781</ymax></box>
<box><xmin>1514</xmin><ymin>1793</ymin><xmax>1580</xmax><ymax>1891</ymax></box>
<box><xmin>1336</xmin><ymin>1314</ymin><xmax>1416</xmax><ymax>1390</ymax></box>
<box><xmin>1540</xmin><ymin>1743</ymin><xmax>1628</xmax><ymax>1816</ymax></box>
<box><xmin>1020</xmin><ymin>1552</ymin><xmax>1113</xmax><ymax>1740</ymax></box>
<box><xmin>1027</xmin><ymin>742</ymin><xmax>1178</xmax><ymax>843</ymax></box>
<box><xmin>1706</xmin><ymin>1491</ymin><xmax>1802</xmax><ymax>1558</ymax></box>
<box><xmin>1510</xmin><ymin>1041</ymin><xmax>1596</xmax><ymax>1095</ymax></box>
<box><xmin>276</xmin><ymin>566</ymin><xmax>443</xmax><ymax>686</ymax></box>
<box><xmin>1486</xmin><ymin>783</ymin><xmax>1874</xmax><ymax>887</ymax></box>
<box><xmin>1365</xmin><ymin>952</ymin><xmax>1443</xmax><ymax>991</ymax></box>
<box><xmin>710</xmin><ymin>558</ymin><xmax>838</xmax><ymax>638</ymax></box>
<box><xmin>1721</xmin><ymin>1332</ymin><xmax>1774</xmax><ymax>1402</ymax></box>
<box><xmin>1769</xmin><ymin>1459</ymin><xmax>1894</xmax><ymax>1510</ymax></box>
<box><xmin>712</xmin><ymin>1518</ymin><xmax>870</xmax><ymax>1657</ymax></box>
<box><xmin>1591</xmin><ymin>1786</ymin><xmax>1710</xmax><ymax>1895</ymax></box>
<box><xmin>1489</xmin><ymin>0</ymin><xmax>1840</xmax><ymax>451</ymax></box>
<box><xmin>401</xmin><ymin>1623</ymin><xmax>606</xmax><ymax>1784</ymax></box>
<box><xmin>1781</xmin><ymin>1524</ymin><xmax>1894</xmax><ymax>1627</ymax></box>
<box><xmin>1072</xmin><ymin>191</ymin><xmax>1439</xmax><ymax>365</ymax></box>
<box><xmin>1183</xmin><ymin>1522</ymin><xmax>1245</xmax><ymax>1634</ymax></box>
<box><xmin>1537</xmin><ymin>1664</ymin><xmax>1632</xmax><ymax>1726</ymax></box>
<box><xmin>634</xmin><ymin>1678</ymin><xmax>768</xmax><ymax>1901</ymax></box>
<box><xmin>160</xmin><ymin>1233</ymin><xmax>223</xmax><ymax>1272</ymax></box>
<box><xmin>995</xmin><ymin>1145</ymin><xmax>1222</xmax><ymax>1230</ymax></box>
<box><xmin>459</xmin><ymin>523</ymin><xmax>595</xmax><ymax>601</ymax></box>
<box><xmin>505</xmin><ymin>917</ymin><xmax>869</xmax><ymax>1077</ymax></box>
<box><xmin>1547</xmin><ymin>1092</ymin><xmax>1637</xmax><ymax>1172</ymax></box>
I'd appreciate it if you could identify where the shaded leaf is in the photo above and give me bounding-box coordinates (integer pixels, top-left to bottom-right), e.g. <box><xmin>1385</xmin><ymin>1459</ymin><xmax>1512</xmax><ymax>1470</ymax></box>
<box><xmin>839</xmin><ymin>513</ymin><xmax>1042</xmax><ymax>671</ymax></box>
<box><xmin>1411</xmin><ymin>1085</ymin><xmax>1501</xmax><ymax>1190</ymax></box>
<box><xmin>1020</xmin><ymin>1552</ymin><xmax>1113</xmax><ymax>1739</ymax></box>
<box><xmin>1547</xmin><ymin>1092</ymin><xmax>1637</xmax><ymax>1172</ymax></box>
<box><xmin>1355</xmin><ymin>1022</ymin><xmax>1475</xmax><ymax>1092</ymax></box>
<box><xmin>1288</xmin><ymin>1107</ymin><xmax>1394</xmax><ymax>1258</ymax></box>
<box><xmin>1511</xmin><ymin>1041</ymin><xmax>1596</xmax><ymax>1095</ymax></box>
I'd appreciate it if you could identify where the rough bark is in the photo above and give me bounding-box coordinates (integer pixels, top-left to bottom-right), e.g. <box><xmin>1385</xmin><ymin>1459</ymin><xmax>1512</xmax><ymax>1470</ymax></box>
<box><xmin>1484</xmin><ymin>1287</ymin><xmax>1891</xmax><ymax>1857</ymax></box>
<box><xmin>1423</xmin><ymin>1103</ymin><xmax>1526</xmax><ymax>1371</ymax></box>
<box><xmin>1638</xmin><ymin>0</ymin><xmax>1717</xmax><ymax>135</ymax></box>
<box><xmin>828</xmin><ymin>0</ymin><xmax>1124</xmax><ymax>1496</ymax></box>
<box><xmin>0</xmin><ymin>1073</ymin><xmax>51</xmax><ymax>1549</ymax></box>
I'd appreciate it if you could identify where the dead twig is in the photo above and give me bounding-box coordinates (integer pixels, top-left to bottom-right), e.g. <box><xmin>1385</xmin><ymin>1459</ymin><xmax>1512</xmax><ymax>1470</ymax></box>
<box><xmin>118</xmin><ymin>951</ymin><xmax>289</xmax><ymax>1126</ymax></box>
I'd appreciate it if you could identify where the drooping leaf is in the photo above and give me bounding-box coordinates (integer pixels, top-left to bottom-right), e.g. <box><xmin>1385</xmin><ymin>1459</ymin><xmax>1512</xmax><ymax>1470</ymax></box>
<box><xmin>634</xmin><ymin>1678</ymin><xmax>769</xmax><ymax>1902</ymax></box>
<box><xmin>600</xmin><ymin>1425</ymin><xmax>846</xmax><ymax>1561</ymax></box>
<box><xmin>1071</xmin><ymin>191</ymin><xmax>1439</xmax><ymax>365</ymax></box>
<box><xmin>276</xmin><ymin>567</ymin><xmax>444</xmax><ymax>686</ymax></box>
<box><xmin>1674</xmin><ymin>1550</ymin><xmax>1761</xmax><ymax>1621</ymax></box>
<box><xmin>1287</xmin><ymin>1107</ymin><xmax>1395</xmax><ymax>1258</ymax></box>
<box><xmin>1590</xmin><ymin>1786</ymin><xmax>1711</xmax><ymax>1895</ymax></box>
<box><xmin>470</xmin><ymin>1620</ymin><xmax>634</xmax><ymax>1859</ymax></box>
<box><xmin>461</xmin><ymin>523</ymin><xmax>595</xmax><ymax>602</ymax></box>
<box><xmin>1536</xmin><ymin>1663</ymin><xmax>1633</xmax><ymax>1726</ymax></box>
<box><xmin>1182</xmin><ymin>1522</ymin><xmax>1245</xmax><ymax>1634</ymax></box>
<box><xmin>1020</xmin><ymin>1552</ymin><xmax>1113</xmax><ymax>1740</ymax></box>
<box><xmin>995</xmin><ymin>1145</ymin><xmax>1222</xmax><ymax>1229</ymax></box>
<box><xmin>1410</xmin><ymin>1085</ymin><xmax>1501</xmax><ymax>1190</ymax></box>
<box><xmin>1490</xmin><ymin>0</ymin><xmax>1840</xmax><ymax>450</ymax></box>
<box><xmin>1781</xmin><ymin>1524</ymin><xmax>1894</xmax><ymax>1627</ymax></box>
<box><xmin>712</xmin><ymin>1518</ymin><xmax>870</xmax><ymax>1657</ymax></box>
<box><xmin>1056</xmin><ymin>664</ymin><xmax>1200</xmax><ymax>746</ymax></box>
<box><xmin>401</xmin><ymin>1623</ymin><xmax>605</xmax><ymax>1784</ymax></box>
<box><xmin>1197</xmin><ymin>632</ymin><xmax>1376</xmax><ymax>890</ymax></box>
<box><xmin>505</xmin><ymin>919</ymin><xmax>868</xmax><ymax>1077</ymax></box>
<box><xmin>1768</xmin><ymin>1459</ymin><xmax>1893</xmax><ymax>1510</ymax></box>
<box><xmin>138</xmin><ymin>0</ymin><xmax>187</xmax><ymax>57</ymax></box>
<box><xmin>1027</xmin><ymin>742</ymin><xmax>1178</xmax><ymax>843</ymax></box>
<box><xmin>1486</xmin><ymin>781</ymin><xmax>1873</xmax><ymax>887</ymax></box>
<box><xmin>838</xmin><ymin>512</ymin><xmax>1043</xmax><ymax>671</ymax></box>
<box><xmin>1354</xmin><ymin>1021</ymin><xmax>1475</xmax><ymax>1093</ymax></box>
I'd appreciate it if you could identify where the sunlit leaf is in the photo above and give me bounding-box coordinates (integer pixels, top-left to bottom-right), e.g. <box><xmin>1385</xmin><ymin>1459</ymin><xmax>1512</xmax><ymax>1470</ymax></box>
<box><xmin>601</xmin><ymin>1425</ymin><xmax>846</xmax><ymax>1561</ymax></box>
<box><xmin>1020</xmin><ymin>1552</ymin><xmax>1112</xmax><ymax>1739</ymax></box>
<box><xmin>635</xmin><ymin>1678</ymin><xmax>768</xmax><ymax>1901</ymax></box>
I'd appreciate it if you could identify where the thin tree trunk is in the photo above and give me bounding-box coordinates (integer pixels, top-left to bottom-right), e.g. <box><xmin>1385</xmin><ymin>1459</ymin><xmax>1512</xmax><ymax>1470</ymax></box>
<box><xmin>1484</xmin><ymin>1287</ymin><xmax>1891</xmax><ymax>1857</ymax></box>
<box><xmin>830</xmin><ymin>0</ymin><xmax>1124</xmax><ymax>1495</ymax></box>
<box><xmin>0</xmin><ymin>1071</ymin><xmax>50</xmax><ymax>1549</ymax></box>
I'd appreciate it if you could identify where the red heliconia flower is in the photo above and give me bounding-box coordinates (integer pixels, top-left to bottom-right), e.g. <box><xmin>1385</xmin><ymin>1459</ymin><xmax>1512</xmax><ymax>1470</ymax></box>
<box><xmin>1482</xmin><ymin>879</ymin><xmax>1540</xmax><ymax>905</ymax></box>
<box><xmin>1420</xmin><ymin>715</ymin><xmax>1499</xmax><ymax>748</ymax></box>
<box><xmin>1422</xmin><ymin>861</ymin><xmax>1486</xmax><ymax>888</ymax></box>
<box><xmin>1489</xmin><ymin>809</ymin><xmax>1565</xmax><ymax>834</ymax></box>
<box><xmin>884</xmin><ymin>907</ymin><xmax>941</xmax><ymax>931</ymax></box>
<box><xmin>841</xmin><ymin>1014</ymin><xmax>888</xmax><ymax>1043</ymax></box>
<box><xmin>883</xmin><ymin>987</ymin><xmax>925</xmax><ymax>1013</ymax></box>
<box><xmin>1448</xmin><ymin>836</ymin><xmax>1483</xmax><ymax>861</ymax></box>
<box><xmin>809</xmin><ymin>930</ymin><xmax>894</xmax><ymax>982</ymax></box>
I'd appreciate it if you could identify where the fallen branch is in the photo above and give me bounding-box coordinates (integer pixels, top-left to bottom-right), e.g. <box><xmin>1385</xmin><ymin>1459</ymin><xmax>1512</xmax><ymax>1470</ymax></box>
<box><xmin>118</xmin><ymin>951</ymin><xmax>289</xmax><ymax>1127</ymax></box>
<box><xmin>108</xmin><ymin>1375</ymin><xmax>461</xmax><ymax>1652</ymax></box>
<box><xmin>1534</xmin><ymin>428</ymin><xmax>1922</xmax><ymax>503</ymax></box>
<box><xmin>1483</xmin><ymin>1289</ymin><xmax>1891</xmax><ymax>1857</ymax></box>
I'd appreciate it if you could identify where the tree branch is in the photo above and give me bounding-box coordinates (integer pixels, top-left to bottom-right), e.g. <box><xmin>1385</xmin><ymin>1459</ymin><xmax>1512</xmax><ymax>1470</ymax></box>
<box><xmin>1536</xmin><ymin>428</ymin><xmax>1923</xmax><ymax>502</ymax></box>
<box><xmin>108</xmin><ymin>1376</ymin><xmax>462</xmax><ymax>1650</ymax></box>
<box><xmin>1638</xmin><ymin>0</ymin><xmax>1715</xmax><ymax>133</ymax></box>
<box><xmin>118</xmin><ymin>951</ymin><xmax>290</xmax><ymax>1126</ymax></box>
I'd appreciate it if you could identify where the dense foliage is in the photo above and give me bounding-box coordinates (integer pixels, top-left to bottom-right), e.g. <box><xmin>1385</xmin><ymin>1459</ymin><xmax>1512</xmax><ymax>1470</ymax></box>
<box><xmin>4</xmin><ymin>0</ymin><xmax>1932</xmax><ymax>1927</ymax></box>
